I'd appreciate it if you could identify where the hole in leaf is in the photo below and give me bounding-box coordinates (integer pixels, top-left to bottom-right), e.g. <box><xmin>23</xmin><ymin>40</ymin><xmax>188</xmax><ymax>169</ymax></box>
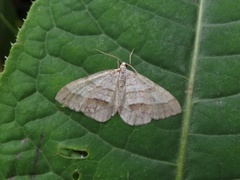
<box><xmin>72</xmin><ymin>169</ymin><xmax>80</xmax><ymax>180</ymax></box>
<box><xmin>78</xmin><ymin>150</ymin><xmax>88</xmax><ymax>158</ymax></box>
<box><xmin>58</xmin><ymin>148</ymin><xmax>88</xmax><ymax>159</ymax></box>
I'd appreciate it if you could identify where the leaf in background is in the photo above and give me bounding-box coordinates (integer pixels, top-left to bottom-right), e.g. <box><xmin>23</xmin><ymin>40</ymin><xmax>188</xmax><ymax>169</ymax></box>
<box><xmin>0</xmin><ymin>0</ymin><xmax>19</xmax><ymax>71</ymax></box>
<box><xmin>1</xmin><ymin>0</ymin><xmax>240</xmax><ymax>179</ymax></box>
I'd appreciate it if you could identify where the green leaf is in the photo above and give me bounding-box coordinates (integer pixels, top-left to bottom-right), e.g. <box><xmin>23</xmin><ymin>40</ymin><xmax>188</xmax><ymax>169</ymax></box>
<box><xmin>1</xmin><ymin>0</ymin><xmax>240</xmax><ymax>179</ymax></box>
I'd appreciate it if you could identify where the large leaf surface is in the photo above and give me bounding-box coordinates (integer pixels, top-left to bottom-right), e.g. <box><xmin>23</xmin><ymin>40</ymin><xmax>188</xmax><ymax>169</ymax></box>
<box><xmin>1</xmin><ymin>0</ymin><xmax>240</xmax><ymax>179</ymax></box>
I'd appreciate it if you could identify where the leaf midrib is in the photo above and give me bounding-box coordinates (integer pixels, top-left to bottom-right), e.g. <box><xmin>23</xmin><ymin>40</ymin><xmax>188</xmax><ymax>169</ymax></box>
<box><xmin>175</xmin><ymin>0</ymin><xmax>205</xmax><ymax>179</ymax></box>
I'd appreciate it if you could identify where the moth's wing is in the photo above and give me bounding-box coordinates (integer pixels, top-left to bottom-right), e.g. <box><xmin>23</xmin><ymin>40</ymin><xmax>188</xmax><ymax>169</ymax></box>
<box><xmin>119</xmin><ymin>70</ymin><xmax>181</xmax><ymax>126</ymax></box>
<box><xmin>55</xmin><ymin>70</ymin><xmax>119</xmax><ymax>122</ymax></box>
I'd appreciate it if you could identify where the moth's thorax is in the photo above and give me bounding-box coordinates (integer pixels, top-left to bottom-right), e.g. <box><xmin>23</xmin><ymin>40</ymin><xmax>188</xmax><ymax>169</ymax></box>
<box><xmin>118</xmin><ymin>63</ymin><xmax>127</xmax><ymax>87</ymax></box>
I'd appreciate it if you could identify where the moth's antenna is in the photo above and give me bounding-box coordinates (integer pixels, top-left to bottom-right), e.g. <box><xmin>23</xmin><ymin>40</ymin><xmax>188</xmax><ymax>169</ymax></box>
<box><xmin>126</xmin><ymin>63</ymin><xmax>138</xmax><ymax>73</ymax></box>
<box><xmin>95</xmin><ymin>49</ymin><xmax>123</xmax><ymax>64</ymax></box>
<box><xmin>95</xmin><ymin>49</ymin><xmax>138</xmax><ymax>73</ymax></box>
<box><xmin>126</xmin><ymin>49</ymin><xmax>138</xmax><ymax>73</ymax></box>
<box><xmin>129</xmin><ymin>49</ymin><xmax>134</xmax><ymax>65</ymax></box>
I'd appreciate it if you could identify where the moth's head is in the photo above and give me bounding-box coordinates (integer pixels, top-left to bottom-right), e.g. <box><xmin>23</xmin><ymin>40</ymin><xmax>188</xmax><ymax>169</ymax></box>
<box><xmin>119</xmin><ymin>62</ymin><xmax>138</xmax><ymax>74</ymax></box>
<box><xmin>120</xmin><ymin>62</ymin><xmax>127</xmax><ymax>69</ymax></box>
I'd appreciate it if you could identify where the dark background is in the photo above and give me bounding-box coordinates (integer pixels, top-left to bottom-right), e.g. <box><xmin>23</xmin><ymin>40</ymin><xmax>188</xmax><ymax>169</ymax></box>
<box><xmin>0</xmin><ymin>0</ymin><xmax>33</xmax><ymax>71</ymax></box>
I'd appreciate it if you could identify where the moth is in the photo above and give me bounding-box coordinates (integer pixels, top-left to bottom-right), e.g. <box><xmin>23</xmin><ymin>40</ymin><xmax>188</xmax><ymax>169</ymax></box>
<box><xmin>55</xmin><ymin>50</ymin><xmax>181</xmax><ymax>125</ymax></box>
